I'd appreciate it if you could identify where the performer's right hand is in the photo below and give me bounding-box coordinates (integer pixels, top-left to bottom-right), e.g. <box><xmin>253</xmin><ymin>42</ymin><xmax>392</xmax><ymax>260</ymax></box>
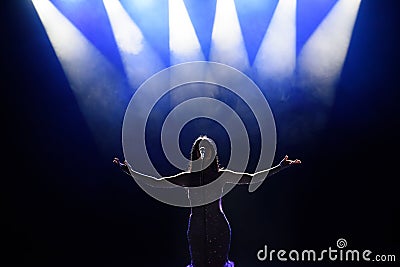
<box><xmin>113</xmin><ymin>157</ymin><xmax>123</xmax><ymax>167</ymax></box>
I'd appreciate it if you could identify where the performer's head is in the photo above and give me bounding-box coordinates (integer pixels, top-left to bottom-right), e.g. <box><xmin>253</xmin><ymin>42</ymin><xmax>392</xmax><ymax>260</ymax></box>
<box><xmin>189</xmin><ymin>135</ymin><xmax>220</xmax><ymax>172</ymax></box>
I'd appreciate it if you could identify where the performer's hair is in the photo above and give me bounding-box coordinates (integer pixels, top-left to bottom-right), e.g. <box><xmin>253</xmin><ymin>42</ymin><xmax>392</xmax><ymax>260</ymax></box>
<box><xmin>188</xmin><ymin>135</ymin><xmax>220</xmax><ymax>172</ymax></box>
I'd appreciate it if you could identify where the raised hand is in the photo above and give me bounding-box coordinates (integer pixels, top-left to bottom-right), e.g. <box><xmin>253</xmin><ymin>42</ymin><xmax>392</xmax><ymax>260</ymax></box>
<box><xmin>113</xmin><ymin>157</ymin><xmax>122</xmax><ymax>166</ymax></box>
<box><xmin>279</xmin><ymin>155</ymin><xmax>301</xmax><ymax>168</ymax></box>
<box><xmin>113</xmin><ymin>157</ymin><xmax>131</xmax><ymax>175</ymax></box>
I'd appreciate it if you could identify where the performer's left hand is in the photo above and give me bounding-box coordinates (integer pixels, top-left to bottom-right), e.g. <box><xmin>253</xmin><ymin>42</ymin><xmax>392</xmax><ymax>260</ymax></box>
<box><xmin>279</xmin><ymin>155</ymin><xmax>301</xmax><ymax>168</ymax></box>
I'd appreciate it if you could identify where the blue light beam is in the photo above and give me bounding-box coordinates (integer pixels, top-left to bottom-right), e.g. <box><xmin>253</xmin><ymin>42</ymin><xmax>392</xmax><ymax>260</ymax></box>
<box><xmin>209</xmin><ymin>0</ymin><xmax>250</xmax><ymax>73</ymax></box>
<box><xmin>169</xmin><ymin>0</ymin><xmax>205</xmax><ymax>65</ymax></box>
<box><xmin>297</xmin><ymin>0</ymin><xmax>362</xmax><ymax>106</ymax></box>
<box><xmin>32</xmin><ymin>0</ymin><xmax>130</xmax><ymax>154</ymax></box>
<box><xmin>253</xmin><ymin>0</ymin><xmax>297</xmax><ymax>85</ymax></box>
<box><xmin>103</xmin><ymin>0</ymin><xmax>165</xmax><ymax>90</ymax></box>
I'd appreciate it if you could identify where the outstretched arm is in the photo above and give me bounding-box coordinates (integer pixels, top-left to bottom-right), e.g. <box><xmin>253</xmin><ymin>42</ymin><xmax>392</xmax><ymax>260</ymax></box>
<box><xmin>221</xmin><ymin>155</ymin><xmax>301</xmax><ymax>185</ymax></box>
<box><xmin>113</xmin><ymin>157</ymin><xmax>190</xmax><ymax>187</ymax></box>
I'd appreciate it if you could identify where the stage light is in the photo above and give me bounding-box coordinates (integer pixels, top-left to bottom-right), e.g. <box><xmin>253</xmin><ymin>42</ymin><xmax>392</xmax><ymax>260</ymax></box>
<box><xmin>297</xmin><ymin>0</ymin><xmax>361</xmax><ymax>105</ymax></box>
<box><xmin>31</xmin><ymin>0</ymin><xmax>362</xmax><ymax>156</ymax></box>
<box><xmin>32</xmin><ymin>0</ymin><xmax>130</xmax><ymax>154</ymax></box>
<box><xmin>103</xmin><ymin>0</ymin><xmax>164</xmax><ymax>90</ymax></box>
<box><xmin>209</xmin><ymin>0</ymin><xmax>249</xmax><ymax>73</ymax></box>
<box><xmin>119</xmin><ymin>0</ymin><xmax>169</xmax><ymax>65</ymax></box>
<box><xmin>129</xmin><ymin>0</ymin><xmax>155</xmax><ymax>9</ymax></box>
<box><xmin>169</xmin><ymin>0</ymin><xmax>204</xmax><ymax>65</ymax></box>
<box><xmin>103</xmin><ymin>0</ymin><xmax>143</xmax><ymax>55</ymax></box>
<box><xmin>233</xmin><ymin>0</ymin><xmax>278</xmax><ymax>65</ymax></box>
<box><xmin>253</xmin><ymin>0</ymin><xmax>297</xmax><ymax>84</ymax></box>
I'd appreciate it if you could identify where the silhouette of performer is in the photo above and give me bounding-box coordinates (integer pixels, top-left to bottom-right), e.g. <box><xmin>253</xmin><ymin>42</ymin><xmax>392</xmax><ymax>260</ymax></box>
<box><xmin>113</xmin><ymin>135</ymin><xmax>301</xmax><ymax>267</ymax></box>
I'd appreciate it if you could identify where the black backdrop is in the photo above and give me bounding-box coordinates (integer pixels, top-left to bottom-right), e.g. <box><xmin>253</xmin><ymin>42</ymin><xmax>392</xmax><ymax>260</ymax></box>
<box><xmin>2</xmin><ymin>0</ymin><xmax>399</xmax><ymax>266</ymax></box>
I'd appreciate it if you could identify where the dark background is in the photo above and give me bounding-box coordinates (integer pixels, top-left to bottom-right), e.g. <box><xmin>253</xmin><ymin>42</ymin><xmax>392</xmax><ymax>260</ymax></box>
<box><xmin>2</xmin><ymin>0</ymin><xmax>399</xmax><ymax>266</ymax></box>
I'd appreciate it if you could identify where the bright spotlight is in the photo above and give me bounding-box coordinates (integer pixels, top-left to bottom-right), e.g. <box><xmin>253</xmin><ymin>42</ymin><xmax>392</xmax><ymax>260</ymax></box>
<box><xmin>297</xmin><ymin>0</ymin><xmax>362</xmax><ymax>105</ymax></box>
<box><xmin>209</xmin><ymin>0</ymin><xmax>250</xmax><ymax>73</ymax></box>
<box><xmin>169</xmin><ymin>0</ymin><xmax>205</xmax><ymax>65</ymax></box>
<box><xmin>253</xmin><ymin>0</ymin><xmax>297</xmax><ymax>83</ymax></box>
<box><xmin>32</xmin><ymin>0</ymin><xmax>130</xmax><ymax>154</ymax></box>
<box><xmin>103</xmin><ymin>0</ymin><xmax>164</xmax><ymax>90</ymax></box>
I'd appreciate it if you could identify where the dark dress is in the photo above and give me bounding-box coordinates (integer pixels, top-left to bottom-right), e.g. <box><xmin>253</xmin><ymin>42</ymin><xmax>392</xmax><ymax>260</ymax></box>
<box><xmin>120</xmin><ymin>155</ymin><xmax>273</xmax><ymax>266</ymax></box>
<box><xmin>187</xmin><ymin>198</ymin><xmax>234</xmax><ymax>267</ymax></box>
<box><xmin>120</xmin><ymin>150</ymin><xmax>284</xmax><ymax>267</ymax></box>
<box><xmin>121</xmin><ymin>158</ymin><xmax>281</xmax><ymax>267</ymax></box>
<box><xmin>170</xmin><ymin>168</ymin><xmax>235</xmax><ymax>267</ymax></box>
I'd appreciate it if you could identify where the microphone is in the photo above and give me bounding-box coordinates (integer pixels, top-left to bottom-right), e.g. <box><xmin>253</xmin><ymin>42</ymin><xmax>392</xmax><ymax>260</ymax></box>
<box><xmin>199</xmin><ymin>146</ymin><xmax>205</xmax><ymax>160</ymax></box>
